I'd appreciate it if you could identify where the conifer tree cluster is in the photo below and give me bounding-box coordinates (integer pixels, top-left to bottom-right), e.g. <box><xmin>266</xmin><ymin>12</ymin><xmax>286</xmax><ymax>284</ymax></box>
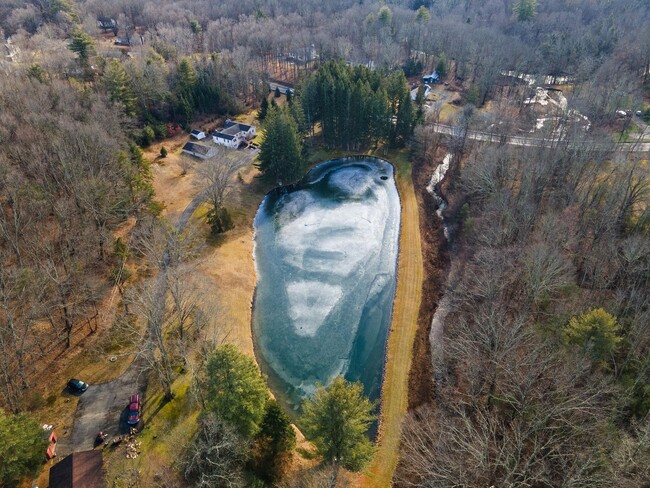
<box><xmin>301</xmin><ymin>61</ymin><xmax>415</xmax><ymax>149</ymax></box>
<box><xmin>258</xmin><ymin>106</ymin><xmax>304</xmax><ymax>183</ymax></box>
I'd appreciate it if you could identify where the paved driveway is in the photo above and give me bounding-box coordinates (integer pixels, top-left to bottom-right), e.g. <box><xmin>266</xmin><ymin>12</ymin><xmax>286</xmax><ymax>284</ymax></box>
<box><xmin>71</xmin><ymin>358</ymin><xmax>146</xmax><ymax>451</ymax></box>
<box><xmin>69</xmin><ymin>148</ymin><xmax>258</xmax><ymax>452</ymax></box>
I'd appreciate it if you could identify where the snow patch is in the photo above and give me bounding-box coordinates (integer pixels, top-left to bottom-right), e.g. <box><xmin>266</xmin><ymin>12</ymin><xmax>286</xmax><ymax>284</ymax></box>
<box><xmin>287</xmin><ymin>281</ymin><xmax>343</xmax><ymax>336</ymax></box>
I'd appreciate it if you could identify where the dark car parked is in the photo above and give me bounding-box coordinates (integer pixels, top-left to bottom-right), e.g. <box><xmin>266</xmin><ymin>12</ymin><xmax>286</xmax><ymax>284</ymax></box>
<box><xmin>127</xmin><ymin>394</ymin><xmax>141</xmax><ymax>425</ymax></box>
<box><xmin>67</xmin><ymin>378</ymin><xmax>88</xmax><ymax>393</ymax></box>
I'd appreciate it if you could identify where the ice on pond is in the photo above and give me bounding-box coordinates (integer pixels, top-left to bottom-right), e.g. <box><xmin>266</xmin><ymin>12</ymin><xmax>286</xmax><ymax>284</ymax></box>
<box><xmin>276</xmin><ymin>200</ymin><xmax>382</xmax><ymax>276</ymax></box>
<box><xmin>252</xmin><ymin>158</ymin><xmax>401</xmax><ymax>406</ymax></box>
<box><xmin>287</xmin><ymin>280</ymin><xmax>342</xmax><ymax>337</ymax></box>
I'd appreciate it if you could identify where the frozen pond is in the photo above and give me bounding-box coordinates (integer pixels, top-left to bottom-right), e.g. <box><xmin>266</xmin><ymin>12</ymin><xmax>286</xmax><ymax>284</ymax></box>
<box><xmin>252</xmin><ymin>157</ymin><xmax>400</xmax><ymax>407</ymax></box>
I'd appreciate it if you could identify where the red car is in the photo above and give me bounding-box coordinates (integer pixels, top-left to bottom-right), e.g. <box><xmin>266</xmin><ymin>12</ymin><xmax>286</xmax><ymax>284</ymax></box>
<box><xmin>45</xmin><ymin>430</ymin><xmax>57</xmax><ymax>459</ymax></box>
<box><xmin>127</xmin><ymin>394</ymin><xmax>140</xmax><ymax>425</ymax></box>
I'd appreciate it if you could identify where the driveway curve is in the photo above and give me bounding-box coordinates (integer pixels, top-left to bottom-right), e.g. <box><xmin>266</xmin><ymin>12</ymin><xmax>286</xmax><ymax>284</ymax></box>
<box><xmin>69</xmin><ymin>147</ymin><xmax>259</xmax><ymax>452</ymax></box>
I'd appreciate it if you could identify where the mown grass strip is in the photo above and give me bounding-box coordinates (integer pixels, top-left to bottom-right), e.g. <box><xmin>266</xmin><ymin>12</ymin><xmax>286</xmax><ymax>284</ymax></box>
<box><xmin>363</xmin><ymin>160</ymin><xmax>423</xmax><ymax>487</ymax></box>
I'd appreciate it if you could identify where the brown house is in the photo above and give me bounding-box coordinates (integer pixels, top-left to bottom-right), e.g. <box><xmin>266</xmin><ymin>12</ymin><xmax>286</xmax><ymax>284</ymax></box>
<box><xmin>49</xmin><ymin>450</ymin><xmax>104</xmax><ymax>488</ymax></box>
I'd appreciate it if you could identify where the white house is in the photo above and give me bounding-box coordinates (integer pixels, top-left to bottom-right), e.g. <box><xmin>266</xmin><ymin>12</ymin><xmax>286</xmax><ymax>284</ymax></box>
<box><xmin>212</xmin><ymin>120</ymin><xmax>257</xmax><ymax>148</ymax></box>
<box><xmin>422</xmin><ymin>71</ymin><xmax>440</xmax><ymax>84</ymax></box>
<box><xmin>212</xmin><ymin>132</ymin><xmax>241</xmax><ymax>148</ymax></box>
<box><xmin>96</xmin><ymin>17</ymin><xmax>117</xmax><ymax>31</ymax></box>
<box><xmin>190</xmin><ymin>129</ymin><xmax>206</xmax><ymax>140</ymax></box>
<box><xmin>268</xmin><ymin>82</ymin><xmax>295</xmax><ymax>96</ymax></box>
<box><xmin>224</xmin><ymin>119</ymin><xmax>256</xmax><ymax>138</ymax></box>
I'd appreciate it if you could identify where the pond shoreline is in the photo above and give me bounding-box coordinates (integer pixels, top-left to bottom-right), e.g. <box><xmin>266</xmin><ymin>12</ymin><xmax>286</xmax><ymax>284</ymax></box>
<box><xmin>251</xmin><ymin>157</ymin><xmax>401</xmax><ymax>414</ymax></box>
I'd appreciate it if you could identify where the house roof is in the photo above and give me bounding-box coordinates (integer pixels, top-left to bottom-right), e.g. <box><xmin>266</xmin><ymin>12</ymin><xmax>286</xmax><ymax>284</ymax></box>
<box><xmin>220</xmin><ymin>125</ymin><xmax>243</xmax><ymax>137</ymax></box>
<box><xmin>214</xmin><ymin>132</ymin><xmax>235</xmax><ymax>141</ymax></box>
<box><xmin>49</xmin><ymin>450</ymin><xmax>104</xmax><ymax>488</ymax></box>
<box><xmin>97</xmin><ymin>17</ymin><xmax>116</xmax><ymax>25</ymax></box>
<box><xmin>190</xmin><ymin>129</ymin><xmax>204</xmax><ymax>135</ymax></box>
<box><xmin>224</xmin><ymin>120</ymin><xmax>253</xmax><ymax>132</ymax></box>
<box><xmin>183</xmin><ymin>142</ymin><xmax>213</xmax><ymax>155</ymax></box>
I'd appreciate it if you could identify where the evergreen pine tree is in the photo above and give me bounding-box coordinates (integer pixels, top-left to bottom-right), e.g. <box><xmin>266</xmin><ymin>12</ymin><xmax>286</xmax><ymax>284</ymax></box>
<box><xmin>301</xmin><ymin>377</ymin><xmax>375</xmax><ymax>478</ymax></box>
<box><xmin>0</xmin><ymin>410</ymin><xmax>48</xmax><ymax>488</ymax></box>
<box><xmin>513</xmin><ymin>0</ymin><xmax>537</xmax><ymax>21</ymax></box>
<box><xmin>288</xmin><ymin>99</ymin><xmax>308</xmax><ymax>136</ymax></box>
<box><xmin>103</xmin><ymin>60</ymin><xmax>136</xmax><ymax>115</ymax></box>
<box><xmin>395</xmin><ymin>92</ymin><xmax>415</xmax><ymax>147</ymax></box>
<box><xmin>258</xmin><ymin>96</ymin><xmax>269</xmax><ymax>121</ymax></box>
<box><xmin>258</xmin><ymin>107</ymin><xmax>303</xmax><ymax>182</ymax></box>
<box><xmin>68</xmin><ymin>27</ymin><xmax>95</xmax><ymax>67</ymax></box>
<box><xmin>435</xmin><ymin>53</ymin><xmax>448</xmax><ymax>78</ymax></box>
<box><xmin>203</xmin><ymin>345</ymin><xmax>269</xmax><ymax>438</ymax></box>
<box><xmin>176</xmin><ymin>57</ymin><xmax>198</xmax><ymax>105</ymax></box>
<box><xmin>252</xmin><ymin>400</ymin><xmax>296</xmax><ymax>482</ymax></box>
<box><xmin>26</xmin><ymin>63</ymin><xmax>47</xmax><ymax>83</ymax></box>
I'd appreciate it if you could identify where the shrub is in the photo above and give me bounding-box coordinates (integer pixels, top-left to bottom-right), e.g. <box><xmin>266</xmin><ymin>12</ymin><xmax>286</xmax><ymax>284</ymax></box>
<box><xmin>140</xmin><ymin>125</ymin><xmax>156</xmax><ymax>147</ymax></box>
<box><xmin>563</xmin><ymin>308</ymin><xmax>622</xmax><ymax>364</ymax></box>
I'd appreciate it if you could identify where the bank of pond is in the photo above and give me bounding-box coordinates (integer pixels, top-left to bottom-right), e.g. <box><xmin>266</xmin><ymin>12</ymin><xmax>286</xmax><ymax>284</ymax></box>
<box><xmin>252</xmin><ymin>157</ymin><xmax>401</xmax><ymax>415</ymax></box>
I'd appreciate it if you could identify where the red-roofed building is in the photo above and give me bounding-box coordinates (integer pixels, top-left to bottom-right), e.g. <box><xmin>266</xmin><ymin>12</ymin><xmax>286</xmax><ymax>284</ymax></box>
<box><xmin>49</xmin><ymin>450</ymin><xmax>105</xmax><ymax>488</ymax></box>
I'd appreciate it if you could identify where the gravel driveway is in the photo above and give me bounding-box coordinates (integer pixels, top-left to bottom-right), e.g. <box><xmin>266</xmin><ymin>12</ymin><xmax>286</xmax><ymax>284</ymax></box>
<box><xmin>71</xmin><ymin>358</ymin><xmax>146</xmax><ymax>451</ymax></box>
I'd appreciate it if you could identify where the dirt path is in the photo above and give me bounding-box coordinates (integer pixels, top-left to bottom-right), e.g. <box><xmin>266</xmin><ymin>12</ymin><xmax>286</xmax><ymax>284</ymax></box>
<box><xmin>362</xmin><ymin>164</ymin><xmax>424</xmax><ymax>487</ymax></box>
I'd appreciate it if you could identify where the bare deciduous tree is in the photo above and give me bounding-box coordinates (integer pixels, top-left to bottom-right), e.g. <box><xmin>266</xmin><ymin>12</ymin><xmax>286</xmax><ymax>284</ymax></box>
<box><xmin>196</xmin><ymin>148</ymin><xmax>248</xmax><ymax>234</ymax></box>
<box><xmin>183</xmin><ymin>413</ymin><xmax>247</xmax><ymax>488</ymax></box>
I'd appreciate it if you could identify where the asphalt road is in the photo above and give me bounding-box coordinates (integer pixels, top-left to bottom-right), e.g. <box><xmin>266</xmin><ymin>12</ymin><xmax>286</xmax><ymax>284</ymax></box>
<box><xmin>428</xmin><ymin>122</ymin><xmax>650</xmax><ymax>152</ymax></box>
<box><xmin>70</xmin><ymin>358</ymin><xmax>147</xmax><ymax>451</ymax></box>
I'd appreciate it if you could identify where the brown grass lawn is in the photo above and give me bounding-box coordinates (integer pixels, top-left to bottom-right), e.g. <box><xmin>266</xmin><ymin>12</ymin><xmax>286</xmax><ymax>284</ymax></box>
<box><xmin>191</xmin><ymin>163</ymin><xmax>267</xmax><ymax>357</ymax></box>
<box><xmin>146</xmin><ymin>137</ymin><xmax>200</xmax><ymax>224</ymax></box>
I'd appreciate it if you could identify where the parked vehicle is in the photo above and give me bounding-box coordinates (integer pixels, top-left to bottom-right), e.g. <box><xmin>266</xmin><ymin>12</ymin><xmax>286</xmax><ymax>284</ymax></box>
<box><xmin>45</xmin><ymin>430</ymin><xmax>57</xmax><ymax>459</ymax></box>
<box><xmin>67</xmin><ymin>378</ymin><xmax>88</xmax><ymax>393</ymax></box>
<box><xmin>127</xmin><ymin>394</ymin><xmax>140</xmax><ymax>425</ymax></box>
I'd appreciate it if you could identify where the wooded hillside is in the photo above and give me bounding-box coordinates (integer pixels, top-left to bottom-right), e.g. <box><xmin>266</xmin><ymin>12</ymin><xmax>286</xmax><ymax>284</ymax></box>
<box><xmin>398</xmin><ymin>141</ymin><xmax>650</xmax><ymax>486</ymax></box>
<box><xmin>0</xmin><ymin>75</ymin><xmax>153</xmax><ymax>411</ymax></box>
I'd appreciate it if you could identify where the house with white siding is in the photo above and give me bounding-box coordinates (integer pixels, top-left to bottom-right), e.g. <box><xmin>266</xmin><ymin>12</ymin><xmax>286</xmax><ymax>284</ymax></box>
<box><xmin>190</xmin><ymin>129</ymin><xmax>206</xmax><ymax>140</ymax></box>
<box><xmin>212</xmin><ymin>120</ymin><xmax>256</xmax><ymax>148</ymax></box>
<box><xmin>224</xmin><ymin>120</ymin><xmax>256</xmax><ymax>138</ymax></box>
<box><xmin>212</xmin><ymin>132</ymin><xmax>241</xmax><ymax>148</ymax></box>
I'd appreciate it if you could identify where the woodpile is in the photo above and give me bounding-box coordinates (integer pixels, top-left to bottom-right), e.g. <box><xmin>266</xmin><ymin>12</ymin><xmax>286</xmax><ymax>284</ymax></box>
<box><xmin>125</xmin><ymin>437</ymin><xmax>142</xmax><ymax>459</ymax></box>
